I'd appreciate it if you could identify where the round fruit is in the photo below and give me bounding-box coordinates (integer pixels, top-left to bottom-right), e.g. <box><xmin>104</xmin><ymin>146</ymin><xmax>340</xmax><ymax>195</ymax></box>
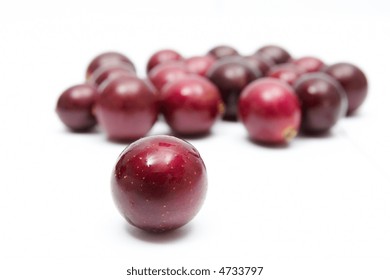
<box><xmin>56</xmin><ymin>84</ymin><xmax>98</xmax><ymax>131</ymax></box>
<box><xmin>267</xmin><ymin>63</ymin><xmax>305</xmax><ymax>86</ymax></box>
<box><xmin>294</xmin><ymin>73</ymin><xmax>348</xmax><ymax>133</ymax></box>
<box><xmin>207</xmin><ymin>45</ymin><xmax>239</xmax><ymax>59</ymax></box>
<box><xmin>86</xmin><ymin>52</ymin><xmax>135</xmax><ymax>78</ymax></box>
<box><xmin>94</xmin><ymin>76</ymin><xmax>159</xmax><ymax>141</ymax></box>
<box><xmin>146</xmin><ymin>49</ymin><xmax>183</xmax><ymax>73</ymax></box>
<box><xmin>111</xmin><ymin>135</ymin><xmax>207</xmax><ymax>232</ymax></box>
<box><xmin>323</xmin><ymin>62</ymin><xmax>368</xmax><ymax>115</ymax></box>
<box><xmin>148</xmin><ymin>62</ymin><xmax>189</xmax><ymax>91</ymax></box>
<box><xmin>184</xmin><ymin>55</ymin><xmax>216</xmax><ymax>76</ymax></box>
<box><xmin>238</xmin><ymin>78</ymin><xmax>301</xmax><ymax>144</ymax></box>
<box><xmin>293</xmin><ymin>56</ymin><xmax>325</xmax><ymax>73</ymax></box>
<box><xmin>160</xmin><ymin>76</ymin><xmax>224</xmax><ymax>136</ymax></box>
<box><xmin>256</xmin><ymin>45</ymin><xmax>291</xmax><ymax>65</ymax></box>
<box><xmin>207</xmin><ymin>57</ymin><xmax>258</xmax><ymax>121</ymax></box>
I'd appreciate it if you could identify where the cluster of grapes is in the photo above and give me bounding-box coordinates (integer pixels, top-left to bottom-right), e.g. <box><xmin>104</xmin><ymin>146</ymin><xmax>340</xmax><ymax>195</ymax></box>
<box><xmin>56</xmin><ymin>44</ymin><xmax>368</xmax><ymax>145</ymax></box>
<box><xmin>55</xmin><ymin>45</ymin><xmax>369</xmax><ymax>232</ymax></box>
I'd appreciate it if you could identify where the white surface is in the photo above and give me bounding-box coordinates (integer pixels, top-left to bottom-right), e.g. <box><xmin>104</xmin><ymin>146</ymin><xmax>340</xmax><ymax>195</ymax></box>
<box><xmin>1</xmin><ymin>0</ymin><xmax>390</xmax><ymax>279</ymax></box>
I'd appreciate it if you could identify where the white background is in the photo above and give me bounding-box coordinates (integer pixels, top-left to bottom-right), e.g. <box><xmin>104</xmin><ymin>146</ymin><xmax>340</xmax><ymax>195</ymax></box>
<box><xmin>1</xmin><ymin>0</ymin><xmax>390</xmax><ymax>279</ymax></box>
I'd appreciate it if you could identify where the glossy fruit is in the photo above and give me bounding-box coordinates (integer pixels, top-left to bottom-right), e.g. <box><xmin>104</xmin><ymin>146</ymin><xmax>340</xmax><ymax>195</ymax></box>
<box><xmin>267</xmin><ymin>63</ymin><xmax>304</xmax><ymax>86</ymax></box>
<box><xmin>160</xmin><ymin>76</ymin><xmax>224</xmax><ymax>136</ymax></box>
<box><xmin>239</xmin><ymin>78</ymin><xmax>301</xmax><ymax>144</ymax></box>
<box><xmin>184</xmin><ymin>55</ymin><xmax>216</xmax><ymax>76</ymax></box>
<box><xmin>89</xmin><ymin>65</ymin><xmax>136</xmax><ymax>90</ymax></box>
<box><xmin>148</xmin><ymin>62</ymin><xmax>189</xmax><ymax>91</ymax></box>
<box><xmin>208</xmin><ymin>45</ymin><xmax>239</xmax><ymax>59</ymax></box>
<box><xmin>146</xmin><ymin>49</ymin><xmax>183</xmax><ymax>73</ymax></box>
<box><xmin>256</xmin><ymin>45</ymin><xmax>291</xmax><ymax>65</ymax></box>
<box><xmin>111</xmin><ymin>135</ymin><xmax>207</xmax><ymax>232</ymax></box>
<box><xmin>94</xmin><ymin>76</ymin><xmax>159</xmax><ymax>141</ymax></box>
<box><xmin>323</xmin><ymin>63</ymin><xmax>368</xmax><ymax>115</ymax></box>
<box><xmin>294</xmin><ymin>73</ymin><xmax>348</xmax><ymax>133</ymax></box>
<box><xmin>86</xmin><ymin>52</ymin><xmax>135</xmax><ymax>78</ymax></box>
<box><xmin>207</xmin><ymin>58</ymin><xmax>258</xmax><ymax>121</ymax></box>
<box><xmin>293</xmin><ymin>56</ymin><xmax>325</xmax><ymax>73</ymax></box>
<box><xmin>56</xmin><ymin>84</ymin><xmax>98</xmax><ymax>131</ymax></box>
